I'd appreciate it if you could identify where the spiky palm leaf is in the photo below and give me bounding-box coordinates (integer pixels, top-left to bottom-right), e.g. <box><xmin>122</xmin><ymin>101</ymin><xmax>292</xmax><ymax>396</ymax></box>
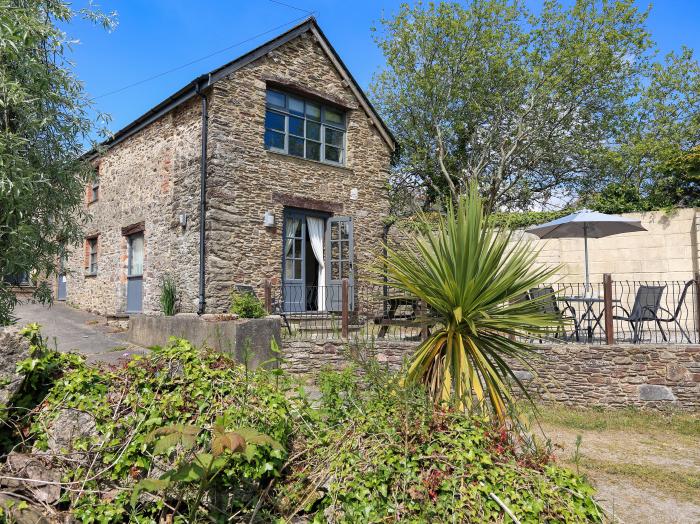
<box><xmin>375</xmin><ymin>189</ymin><xmax>562</xmax><ymax>421</ymax></box>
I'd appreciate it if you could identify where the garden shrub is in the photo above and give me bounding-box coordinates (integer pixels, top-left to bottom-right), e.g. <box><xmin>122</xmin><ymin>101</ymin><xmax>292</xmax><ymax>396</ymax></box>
<box><xmin>274</xmin><ymin>367</ymin><xmax>603</xmax><ymax>523</ymax></box>
<box><xmin>12</xmin><ymin>337</ymin><xmax>297</xmax><ymax>523</ymax></box>
<box><xmin>0</xmin><ymin>323</ymin><xmax>83</xmax><ymax>454</ymax></box>
<box><xmin>229</xmin><ymin>290</ymin><xmax>266</xmax><ymax>318</ymax></box>
<box><xmin>1</xmin><ymin>329</ymin><xmax>603</xmax><ymax>522</ymax></box>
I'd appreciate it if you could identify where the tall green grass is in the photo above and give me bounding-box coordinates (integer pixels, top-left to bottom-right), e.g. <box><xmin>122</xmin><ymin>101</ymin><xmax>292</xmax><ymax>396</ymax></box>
<box><xmin>159</xmin><ymin>275</ymin><xmax>178</xmax><ymax>316</ymax></box>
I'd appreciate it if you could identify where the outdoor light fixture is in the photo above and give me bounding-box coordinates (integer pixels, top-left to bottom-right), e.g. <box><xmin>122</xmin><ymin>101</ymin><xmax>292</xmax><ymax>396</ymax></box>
<box><xmin>263</xmin><ymin>210</ymin><xmax>275</xmax><ymax>227</ymax></box>
<box><xmin>179</xmin><ymin>213</ymin><xmax>188</xmax><ymax>228</ymax></box>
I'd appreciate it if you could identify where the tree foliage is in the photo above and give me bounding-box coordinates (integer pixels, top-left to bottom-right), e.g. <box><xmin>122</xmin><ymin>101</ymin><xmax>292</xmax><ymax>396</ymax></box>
<box><xmin>0</xmin><ymin>1</ymin><xmax>115</xmax><ymax>324</ymax></box>
<box><xmin>372</xmin><ymin>0</ymin><xmax>699</xmax><ymax>215</ymax></box>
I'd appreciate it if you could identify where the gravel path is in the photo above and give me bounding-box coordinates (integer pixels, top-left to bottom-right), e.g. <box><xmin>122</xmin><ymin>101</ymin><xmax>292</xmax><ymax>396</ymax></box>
<box><xmin>542</xmin><ymin>423</ymin><xmax>700</xmax><ymax>523</ymax></box>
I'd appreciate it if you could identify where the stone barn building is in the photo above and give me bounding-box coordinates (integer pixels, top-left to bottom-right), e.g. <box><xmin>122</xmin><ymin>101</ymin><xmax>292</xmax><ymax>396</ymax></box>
<box><xmin>59</xmin><ymin>18</ymin><xmax>394</xmax><ymax>317</ymax></box>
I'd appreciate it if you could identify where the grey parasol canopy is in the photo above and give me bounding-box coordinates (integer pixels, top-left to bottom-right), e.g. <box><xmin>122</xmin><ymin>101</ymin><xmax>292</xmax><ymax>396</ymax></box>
<box><xmin>525</xmin><ymin>209</ymin><xmax>647</xmax><ymax>291</ymax></box>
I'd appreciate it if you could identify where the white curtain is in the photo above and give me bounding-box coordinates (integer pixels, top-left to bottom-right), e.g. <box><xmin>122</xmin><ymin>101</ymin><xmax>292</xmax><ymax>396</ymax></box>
<box><xmin>284</xmin><ymin>217</ymin><xmax>300</xmax><ymax>258</ymax></box>
<box><xmin>306</xmin><ymin>217</ymin><xmax>326</xmax><ymax>311</ymax></box>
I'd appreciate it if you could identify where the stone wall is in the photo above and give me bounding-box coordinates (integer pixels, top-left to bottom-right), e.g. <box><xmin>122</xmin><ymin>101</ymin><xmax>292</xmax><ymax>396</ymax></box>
<box><xmin>281</xmin><ymin>338</ymin><xmax>416</xmax><ymax>377</ymax></box>
<box><xmin>127</xmin><ymin>314</ymin><xmax>279</xmax><ymax>368</ymax></box>
<box><xmin>205</xmin><ymin>31</ymin><xmax>392</xmax><ymax>311</ymax></box>
<box><xmin>62</xmin><ymin>99</ymin><xmax>202</xmax><ymax>316</ymax></box>
<box><xmin>281</xmin><ymin>338</ymin><xmax>700</xmax><ymax>410</ymax></box>
<box><xmin>62</xmin><ymin>27</ymin><xmax>391</xmax><ymax>317</ymax></box>
<box><xmin>390</xmin><ymin>208</ymin><xmax>699</xmax><ymax>285</ymax></box>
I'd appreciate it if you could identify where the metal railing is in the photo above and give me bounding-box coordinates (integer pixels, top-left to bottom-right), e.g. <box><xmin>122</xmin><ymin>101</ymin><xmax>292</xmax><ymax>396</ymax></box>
<box><xmin>262</xmin><ymin>275</ymin><xmax>700</xmax><ymax>345</ymax></box>
<box><xmin>529</xmin><ymin>277</ymin><xmax>699</xmax><ymax>345</ymax></box>
<box><xmin>264</xmin><ymin>281</ymin><xmax>437</xmax><ymax>342</ymax></box>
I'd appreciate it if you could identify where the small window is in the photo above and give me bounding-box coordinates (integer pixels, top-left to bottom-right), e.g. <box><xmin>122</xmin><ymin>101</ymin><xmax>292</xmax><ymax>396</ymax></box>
<box><xmin>87</xmin><ymin>237</ymin><xmax>98</xmax><ymax>274</ymax></box>
<box><xmin>264</xmin><ymin>89</ymin><xmax>346</xmax><ymax>165</ymax></box>
<box><xmin>91</xmin><ymin>179</ymin><xmax>99</xmax><ymax>202</ymax></box>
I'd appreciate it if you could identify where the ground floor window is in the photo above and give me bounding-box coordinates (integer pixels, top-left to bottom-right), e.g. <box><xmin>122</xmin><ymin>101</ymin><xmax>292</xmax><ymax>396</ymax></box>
<box><xmin>86</xmin><ymin>237</ymin><xmax>98</xmax><ymax>275</ymax></box>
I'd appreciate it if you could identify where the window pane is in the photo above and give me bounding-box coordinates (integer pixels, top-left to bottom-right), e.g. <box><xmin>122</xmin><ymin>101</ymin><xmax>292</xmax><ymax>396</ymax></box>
<box><xmin>325</xmin><ymin>127</ymin><xmax>344</xmax><ymax>146</ymax></box>
<box><xmin>289</xmin><ymin>136</ymin><xmax>304</xmax><ymax>157</ymax></box>
<box><xmin>129</xmin><ymin>235</ymin><xmax>144</xmax><ymax>276</ymax></box>
<box><xmin>325</xmin><ymin>145</ymin><xmax>341</xmax><ymax>163</ymax></box>
<box><xmin>306</xmin><ymin>102</ymin><xmax>320</xmax><ymax>120</ymax></box>
<box><xmin>266</xmin><ymin>90</ymin><xmax>285</xmax><ymax>108</ymax></box>
<box><xmin>265</xmin><ymin>110</ymin><xmax>285</xmax><ymax>131</ymax></box>
<box><xmin>306</xmin><ymin>140</ymin><xmax>320</xmax><ymax>161</ymax></box>
<box><xmin>306</xmin><ymin>121</ymin><xmax>320</xmax><ymax>140</ymax></box>
<box><xmin>331</xmin><ymin>262</ymin><xmax>340</xmax><ymax>279</ymax></box>
<box><xmin>265</xmin><ymin>130</ymin><xmax>284</xmax><ymax>150</ymax></box>
<box><xmin>324</xmin><ymin>107</ymin><xmax>344</xmax><ymax>126</ymax></box>
<box><xmin>294</xmin><ymin>260</ymin><xmax>302</xmax><ymax>279</ymax></box>
<box><xmin>289</xmin><ymin>116</ymin><xmax>304</xmax><ymax>136</ymax></box>
<box><xmin>289</xmin><ymin>97</ymin><xmax>304</xmax><ymax>116</ymax></box>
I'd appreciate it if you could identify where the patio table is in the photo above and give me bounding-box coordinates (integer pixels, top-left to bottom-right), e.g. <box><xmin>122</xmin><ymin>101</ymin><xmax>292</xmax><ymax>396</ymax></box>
<box><xmin>562</xmin><ymin>296</ymin><xmax>620</xmax><ymax>342</ymax></box>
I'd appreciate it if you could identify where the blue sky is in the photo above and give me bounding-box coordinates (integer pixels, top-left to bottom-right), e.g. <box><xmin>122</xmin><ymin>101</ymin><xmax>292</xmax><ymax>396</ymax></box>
<box><xmin>66</xmin><ymin>1</ymin><xmax>700</xmax><ymax>141</ymax></box>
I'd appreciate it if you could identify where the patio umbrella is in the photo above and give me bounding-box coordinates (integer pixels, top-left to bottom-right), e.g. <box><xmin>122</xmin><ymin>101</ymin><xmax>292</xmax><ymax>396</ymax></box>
<box><xmin>525</xmin><ymin>209</ymin><xmax>647</xmax><ymax>293</ymax></box>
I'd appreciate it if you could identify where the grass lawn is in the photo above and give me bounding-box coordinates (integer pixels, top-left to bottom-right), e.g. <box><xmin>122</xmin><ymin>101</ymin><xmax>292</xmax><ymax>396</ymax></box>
<box><xmin>528</xmin><ymin>404</ymin><xmax>700</xmax><ymax>523</ymax></box>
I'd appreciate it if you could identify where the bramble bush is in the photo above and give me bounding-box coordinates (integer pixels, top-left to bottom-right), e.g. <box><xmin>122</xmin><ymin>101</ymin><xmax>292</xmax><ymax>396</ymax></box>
<box><xmin>0</xmin><ymin>328</ymin><xmax>603</xmax><ymax>522</ymax></box>
<box><xmin>273</xmin><ymin>365</ymin><xmax>603</xmax><ymax>523</ymax></box>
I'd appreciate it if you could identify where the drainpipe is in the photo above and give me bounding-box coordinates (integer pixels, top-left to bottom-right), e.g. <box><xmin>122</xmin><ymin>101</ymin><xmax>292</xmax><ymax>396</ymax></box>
<box><xmin>196</xmin><ymin>80</ymin><xmax>209</xmax><ymax>315</ymax></box>
<box><xmin>382</xmin><ymin>221</ymin><xmax>392</xmax><ymax>315</ymax></box>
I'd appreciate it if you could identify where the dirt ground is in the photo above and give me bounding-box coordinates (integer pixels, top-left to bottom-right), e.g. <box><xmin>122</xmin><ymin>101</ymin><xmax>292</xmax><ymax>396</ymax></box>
<box><xmin>539</xmin><ymin>420</ymin><xmax>700</xmax><ymax>523</ymax></box>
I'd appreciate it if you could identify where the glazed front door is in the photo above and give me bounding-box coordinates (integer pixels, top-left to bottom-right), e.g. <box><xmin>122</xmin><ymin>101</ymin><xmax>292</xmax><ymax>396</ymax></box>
<box><xmin>325</xmin><ymin>216</ymin><xmax>354</xmax><ymax>312</ymax></box>
<box><xmin>57</xmin><ymin>256</ymin><xmax>67</xmax><ymax>301</ymax></box>
<box><xmin>126</xmin><ymin>233</ymin><xmax>144</xmax><ymax>313</ymax></box>
<box><xmin>283</xmin><ymin>215</ymin><xmax>305</xmax><ymax>312</ymax></box>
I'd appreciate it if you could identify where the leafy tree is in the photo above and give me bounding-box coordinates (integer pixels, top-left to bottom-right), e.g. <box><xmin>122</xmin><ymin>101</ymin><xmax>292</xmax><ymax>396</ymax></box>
<box><xmin>0</xmin><ymin>1</ymin><xmax>115</xmax><ymax>324</ymax></box>
<box><xmin>371</xmin><ymin>0</ymin><xmax>655</xmax><ymax>213</ymax></box>
<box><xmin>584</xmin><ymin>47</ymin><xmax>700</xmax><ymax>212</ymax></box>
<box><xmin>374</xmin><ymin>185</ymin><xmax>561</xmax><ymax>421</ymax></box>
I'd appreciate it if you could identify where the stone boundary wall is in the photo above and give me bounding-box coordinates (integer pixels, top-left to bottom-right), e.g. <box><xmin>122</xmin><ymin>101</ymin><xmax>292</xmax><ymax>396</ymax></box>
<box><xmin>281</xmin><ymin>338</ymin><xmax>700</xmax><ymax>410</ymax></box>
<box><xmin>128</xmin><ymin>314</ymin><xmax>279</xmax><ymax>369</ymax></box>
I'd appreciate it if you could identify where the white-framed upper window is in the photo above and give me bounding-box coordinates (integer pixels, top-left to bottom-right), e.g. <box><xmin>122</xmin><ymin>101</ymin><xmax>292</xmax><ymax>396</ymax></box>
<box><xmin>264</xmin><ymin>89</ymin><xmax>346</xmax><ymax>165</ymax></box>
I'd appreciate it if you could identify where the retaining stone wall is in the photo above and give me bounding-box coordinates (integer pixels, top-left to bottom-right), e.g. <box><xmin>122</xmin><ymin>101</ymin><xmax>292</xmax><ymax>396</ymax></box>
<box><xmin>281</xmin><ymin>338</ymin><xmax>700</xmax><ymax>410</ymax></box>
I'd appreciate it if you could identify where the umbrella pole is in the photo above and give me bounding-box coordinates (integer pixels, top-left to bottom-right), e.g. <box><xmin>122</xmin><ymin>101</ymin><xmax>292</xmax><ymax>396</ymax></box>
<box><xmin>584</xmin><ymin>223</ymin><xmax>592</xmax><ymax>341</ymax></box>
<box><xmin>584</xmin><ymin>223</ymin><xmax>590</xmax><ymax>294</ymax></box>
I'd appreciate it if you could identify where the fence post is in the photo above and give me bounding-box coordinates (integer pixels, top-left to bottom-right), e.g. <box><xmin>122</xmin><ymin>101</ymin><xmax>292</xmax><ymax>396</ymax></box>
<box><xmin>695</xmin><ymin>271</ymin><xmax>700</xmax><ymax>343</ymax></box>
<box><xmin>341</xmin><ymin>278</ymin><xmax>349</xmax><ymax>339</ymax></box>
<box><xmin>418</xmin><ymin>299</ymin><xmax>429</xmax><ymax>341</ymax></box>
<box><xmin>264</xmin><ymin>279</ymin><xmax>272</xmax><ymax>314</ymax></box>
<box><xmin>603</xmin><ymin>273</ymin><xmax>614</xmax><ymax>345</ymax></box>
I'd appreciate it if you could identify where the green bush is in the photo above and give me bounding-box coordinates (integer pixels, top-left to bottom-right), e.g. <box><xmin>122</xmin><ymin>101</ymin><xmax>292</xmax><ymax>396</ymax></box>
<box><xmin>4</xmin><ymin>329</ymin><xmax>602</xmax><ymax>523</ymax></box>
<box><xmin>22</xmin><ymin>337</ymin><xmax>297</xmax><ymax>522</ymax></box>
<box><xmin>274</xmin><ymin>367</ymin><xmax>603</xmax><ymax>523</ymax></box>
<box><xmin>229</xmin><ymin>290</ymin><xmax>266</xmax><ymax>318</ymax></box>
<box><xmin>159</xmin><ymin>274</ymin><xmax>178</xmax><ymax>316</ymax></box>
<box><xmin>0</xmin><ymin>323</ymin><xmax>83</xmax><ymax>453</ymax></box>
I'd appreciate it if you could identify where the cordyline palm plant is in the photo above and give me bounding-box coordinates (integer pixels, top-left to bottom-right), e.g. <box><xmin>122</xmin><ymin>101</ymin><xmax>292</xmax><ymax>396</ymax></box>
<box><xmin>374</xmin><ymin>188</ymin><xmax>562</xmax><ymax>422</ymax></box>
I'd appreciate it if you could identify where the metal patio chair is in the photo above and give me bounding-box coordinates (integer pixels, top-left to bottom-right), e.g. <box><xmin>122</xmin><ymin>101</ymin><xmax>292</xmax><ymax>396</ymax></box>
<box><xmin>528</xmin><ymin>286</ymin><xmax>579</xmax><ymax>341</ymax></box>
<box><xmin>612</xmin><ymin>285</ymin><xmax>665</xmax><ymax>343</ymax></box>
<box><xmin>652</xmin><ymin>280</ymin><xmax>695</xmax><ymax>344</ymax></box>
<box><xmin>234</xmin><ymin>284</ymin><xmax>291</xmax><ymax>335</ymax></box>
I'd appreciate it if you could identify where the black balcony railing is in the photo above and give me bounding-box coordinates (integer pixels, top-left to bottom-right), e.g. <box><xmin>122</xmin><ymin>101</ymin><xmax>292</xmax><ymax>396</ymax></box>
<box><xmin>263</xmin><ymin>276</ymin><xmax>699</xmax><ymax>345</ymax></box>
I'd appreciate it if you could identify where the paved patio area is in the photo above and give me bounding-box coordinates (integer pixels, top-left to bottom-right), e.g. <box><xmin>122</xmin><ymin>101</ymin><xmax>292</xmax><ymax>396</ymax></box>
<box><xmin>11</xmin><ymin>302</ymin><xmax>147</xmax><ymax>365</ymax></box>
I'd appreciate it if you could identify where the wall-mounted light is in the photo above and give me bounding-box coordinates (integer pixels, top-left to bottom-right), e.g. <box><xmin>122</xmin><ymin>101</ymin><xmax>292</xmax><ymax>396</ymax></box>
<box><xmin>263</xmin><ymin>210</ymin><xmax>275</xmax><ymax>228</ymax></box>
<box><xmin>179</xmin><ymin>213</ymin><xmax>188</xmax><ymax>228</ymax></box>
